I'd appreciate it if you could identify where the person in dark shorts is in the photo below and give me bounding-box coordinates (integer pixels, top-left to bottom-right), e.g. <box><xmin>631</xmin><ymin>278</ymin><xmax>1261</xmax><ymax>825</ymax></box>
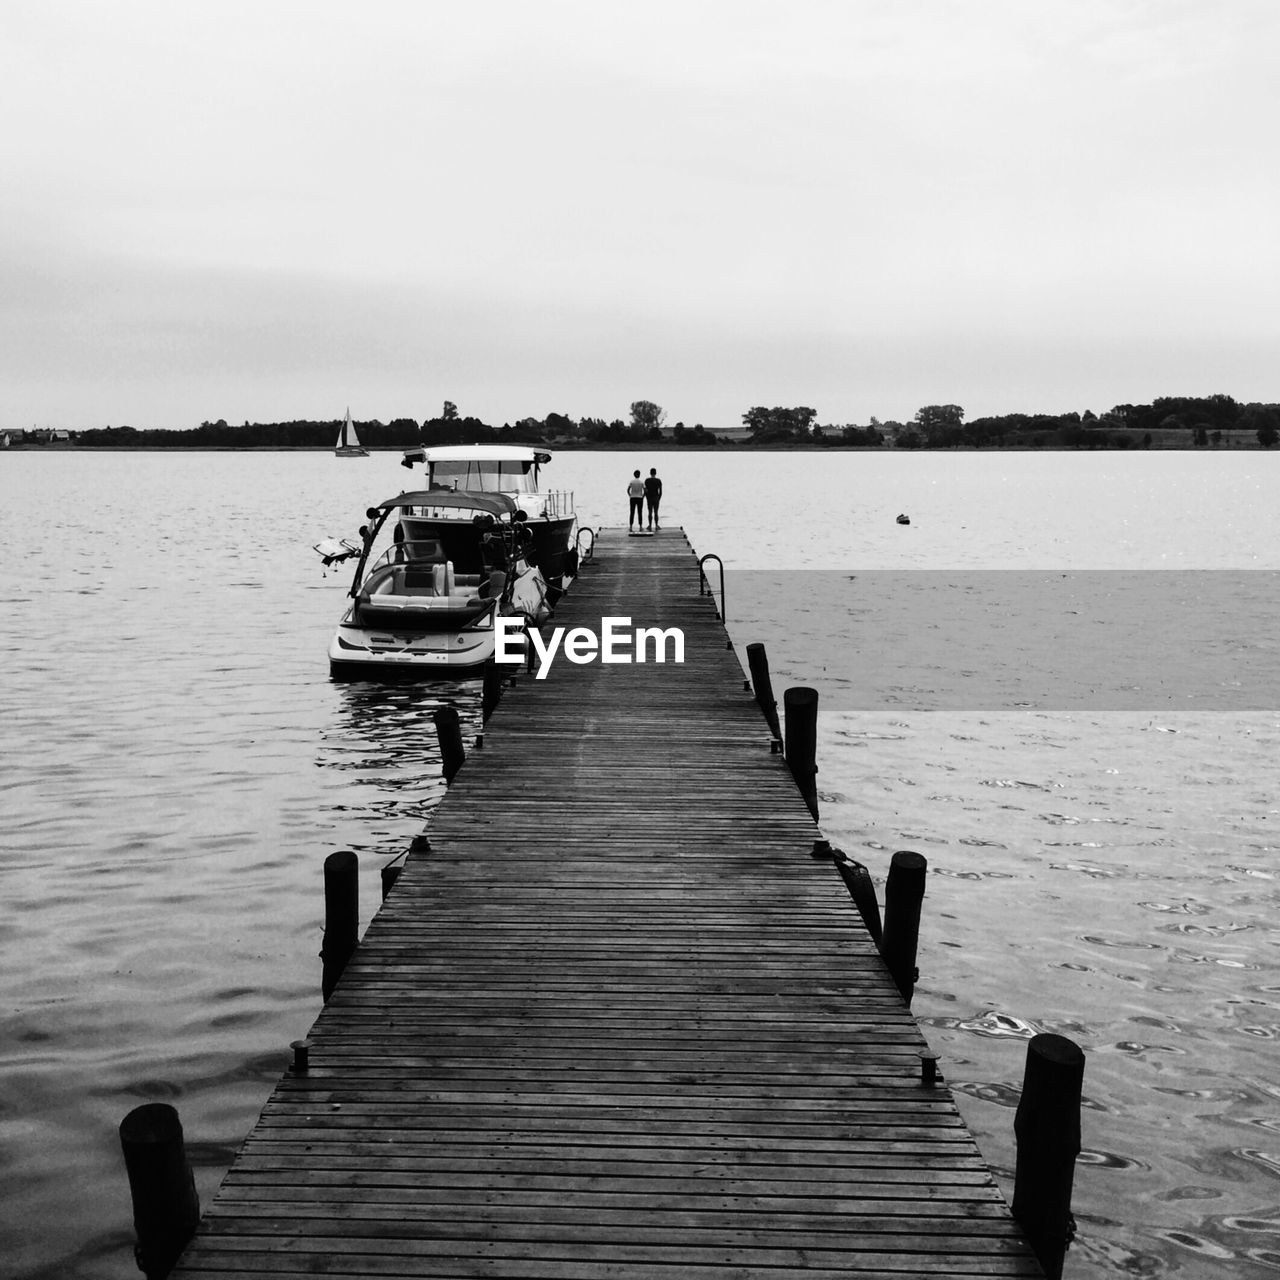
<box><xmin>627</xmin><ymin>470</ymin><xmax>645</xmax><ymax>531</ymax></box>
<box><xmin>644</xmin><ymin>468</ymin><xmax>663</xmax><ymax>530</ymax></box>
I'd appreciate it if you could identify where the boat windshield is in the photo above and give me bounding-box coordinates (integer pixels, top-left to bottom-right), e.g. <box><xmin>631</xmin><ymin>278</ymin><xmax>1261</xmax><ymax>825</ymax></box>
<box><xmin>429</xmin><ymin>460</ymin><xmax>538</xmax><ymax>493</ymax></box>
<box><xmin>366</xmin><ymin>539</ymin><xmax>446</xmax><ymax>572</ymax></box>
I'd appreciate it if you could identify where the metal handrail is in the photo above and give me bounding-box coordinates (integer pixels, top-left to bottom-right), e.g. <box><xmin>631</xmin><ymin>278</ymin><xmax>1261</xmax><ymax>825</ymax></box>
<box><xmin>698</xmin><ymin>552</ymin><xmax>725</xmax><ymax>623</ymax></box>
<box><xmin>543</xmin><ymin>489</ymin><xmax>574</xmax><ymax>519</ymax></box>
<box><xmin>575</xmin><ymin>526</ymin><xmax>596</xmax><ymax>561</ymax></box>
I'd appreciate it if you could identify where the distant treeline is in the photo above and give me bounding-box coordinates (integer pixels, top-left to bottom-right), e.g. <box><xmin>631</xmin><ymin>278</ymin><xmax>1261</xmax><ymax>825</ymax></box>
<box><xmin>55</xmin><ymin>393</ymin><xmax>1280</xmax><ymax>449</ymax></box>
<box><xmin>742</xmin><ymin>396</ymin><xmax>1280</xmax><ymax>449</ymax></box>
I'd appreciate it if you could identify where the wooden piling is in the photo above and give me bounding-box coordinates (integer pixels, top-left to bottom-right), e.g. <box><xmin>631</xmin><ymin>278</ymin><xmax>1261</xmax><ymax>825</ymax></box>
<box><xmin>481</xmin><ymin>661</ymin><xmax>504</xmax><ymax>723</ymax></box>
<box><xmin>746</xmin><ymin>641</ymin><xmax>782</xmax><ymax>740</ymax></box>
<box><xmin>289</xmin><ymin>1039</ymin><xmax>312</xmax><ymax>1074</ymax></box>
<box><xmin>432</xmin><ymin>706</ymin><xmax>466</xmax><ymax>784</ymax></box>
<box><xmin>881</xmin><ymin>849</ymin><xmax>927</xmax><ymax>1006</ymax></box>
<box><xmin>320</xmin><ymin>850</ymin><xmax>358</xmax><ymax>1002</ymax></box>
<box><xmin>782</xmin><ymin>685</ymin><xmax>819</xmax><ymax>820</ymax></box>
<box><xmin>380</xmin><ymin>862</ymin><xmax>402</xmax><ymax>900</ymax></box>
<box><xmin>920</xmin><ymin>1048</ymin><xmax>941</xmax><ymax>1087</ymax></box>
<box><xmin>833</xmin><ymin>848</ymin><xmax>883</xmax><ymax>946</ymax></box>
<box><xmin>1013</xmin><ymin>1033</ymin><xmax>1085</xmax><ymax>1280</ymax></box>
<box><xmin>118</xmin><ymin>1102</ymin><xmax>199</xmax><ymax>1279</ymax></box>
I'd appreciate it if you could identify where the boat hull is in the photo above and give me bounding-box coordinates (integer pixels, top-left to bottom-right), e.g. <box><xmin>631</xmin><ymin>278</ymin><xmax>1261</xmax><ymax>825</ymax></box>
<box><xmin>329</xmin><ymin>625</ymin><xmax>500</xmax><ymax>680</ymax></box>
<box><xmin>327</xmin><ymin>602</ymin><xmax>529</xmax><ymax>681</ymax></box>
<box><xmin>329</xmin><ymin>654</ymin><xmax>495</xmax><ymax>680</ymax></box>
<box><xmin>526</xmin><ymin>515</ymin><xmax>577</xmax><ymax>582</ymax></box>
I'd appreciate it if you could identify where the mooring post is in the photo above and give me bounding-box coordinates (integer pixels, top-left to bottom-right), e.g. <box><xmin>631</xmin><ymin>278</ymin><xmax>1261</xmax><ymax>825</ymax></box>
<box><xmin>880</xmin><ymin>850</ymin><xmax>927</xmax><ymax>1005</ymax></box>
<box><xmin>782</xmin><ymin>686</ymin><xmax>819</xmax><ymax>821</ymax></box>
<box><xmin>432</xmin><ymin>707</ymin><xmax>465</xmax><ymax>784</ymax></box>
<box><xmin>481</xmin><ymin>661</ymin><xmax>504</xmax><ymax>723</ymax></box>
<box><xmin>118</xmin><ymin>1102</ymin><xmax>200</xmax><ymax>1279</ymax></box>
<box><xmin>919</xmin><ymin>1049</ymin><xmax>940</xmax><ymax>1087</ymax></box>
<box><xmin>746</xmin><ymin>642</ymin><xmax>782</xmax><ymax>741</ymax></box>
<box><xmin>321</xmin><ymin>850</ymin><xmax>358</xmax><ymax>1002</ymax></box>
<box><xmin>833</xmin><ymin>849</ymin><xmax>883</xmax><ymax>946</ymax></box>
<box><xmin>1013</xmin><ymin>1033</ymin><xmax>1085</xmax><ymax>1280</ymax></box>
<box><xmin>290</xmin><ymin>1038</ymin><xmax>313</xmax><ymax>1074</ymax></box>
<box><xmin>380</xmin><ymin>863</ymin><xmax>402</xmax><ymax>900</ymax></box>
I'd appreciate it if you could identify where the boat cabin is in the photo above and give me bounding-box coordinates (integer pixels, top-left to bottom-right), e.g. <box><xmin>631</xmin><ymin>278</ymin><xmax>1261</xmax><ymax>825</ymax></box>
<box><xmin>399</xmin><ymin>445</ymin><xmax>572</xmax><ymax>521</ymax></box>
<box><xmin>400</xmin><ymin>444</ymin><xmax>549</xmax><ymax>492</ymax></box>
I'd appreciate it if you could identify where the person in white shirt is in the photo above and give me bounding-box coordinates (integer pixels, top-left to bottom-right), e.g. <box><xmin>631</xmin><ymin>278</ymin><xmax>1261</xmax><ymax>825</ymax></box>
<box><xmin>627</xmin><ymin>470</ymin><xmax>645</xmax><ymax>531</ymax></box>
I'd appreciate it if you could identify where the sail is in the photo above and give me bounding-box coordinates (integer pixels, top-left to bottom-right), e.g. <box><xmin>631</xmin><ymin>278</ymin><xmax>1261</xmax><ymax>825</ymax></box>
<box><xmin>335</xmin><ymin>408</ymin><xmax>368</xmax><ymax>456</ymax></box>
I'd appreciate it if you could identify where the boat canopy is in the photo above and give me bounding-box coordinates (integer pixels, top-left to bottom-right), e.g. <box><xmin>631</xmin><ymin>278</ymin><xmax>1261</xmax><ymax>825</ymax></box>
<box><xmin>401</xmin><ymin>444</ymin><xmax>552</xmax><ymax>466</ymax></box>
<box><xmin>375</xmin><ymin>490</ymin><xmax>518</xmax><ymax>517</ymax></box>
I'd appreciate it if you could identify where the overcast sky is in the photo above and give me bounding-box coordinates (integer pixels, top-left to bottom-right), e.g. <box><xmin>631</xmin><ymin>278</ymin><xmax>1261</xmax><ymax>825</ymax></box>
<box><xmin>2</xmin><ymin>1</ymin><xmax>1276</xmax><ymax>432</ymax></box>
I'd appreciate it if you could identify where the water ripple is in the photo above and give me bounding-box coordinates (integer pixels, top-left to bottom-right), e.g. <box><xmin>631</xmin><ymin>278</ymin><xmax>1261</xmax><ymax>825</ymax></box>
<box><xmin>1051</xmin><ymin>860</ymin><xmax>1127</xmax><ymax>878</ymax></box>
<box><xmin>1073</xmin><ymin>1234</ymin><xmax>1165</xmax><ymax>1275</ymax></box>
<box><xmin>1079</xmin><ymin>1148</ymin><xmax>1148</xmax><ymax>1171</ymax></box>
<box><xmin>1081</xmin><ymin>935</ymin><xmax>1163</xmax><ymax>951</ymax></box>
<box><xmin>1155</xmin><ymin>1229</ymin><xmax>1237</xmax><ymax>1261</ymax></box>
<box><xmin>949</xmin><ymin>1080</ymin><xmax>1023</xmax><ymax>1108</ymax></box>
<box><xmin>1235</xmin><ymin>1149</ymin><xmax>1280</xmax><ymax>1178</ymax></box>
<box><xmin>938</xmin><ymin>1010</ymin><xmax>1041</xmax><ymax>1039</ymax></box>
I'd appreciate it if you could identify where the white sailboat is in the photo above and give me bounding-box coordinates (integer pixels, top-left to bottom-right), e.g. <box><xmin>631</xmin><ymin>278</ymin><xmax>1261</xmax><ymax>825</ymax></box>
<box><xmin>334</xmin><ymin>408</ymin><xmax>368</xmax><ymax>457</ymax></box>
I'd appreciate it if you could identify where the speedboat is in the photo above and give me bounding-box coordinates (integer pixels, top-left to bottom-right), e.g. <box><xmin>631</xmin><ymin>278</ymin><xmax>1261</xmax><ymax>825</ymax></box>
<box><xmin>326</xmin><ymin>490</ymin><xmax>549</xmax><ymax>680</ymax></box>
<box><xmin>398</xmin><ymin>444</ymin><xmax>578</xmax><ymax>591</ymax></box>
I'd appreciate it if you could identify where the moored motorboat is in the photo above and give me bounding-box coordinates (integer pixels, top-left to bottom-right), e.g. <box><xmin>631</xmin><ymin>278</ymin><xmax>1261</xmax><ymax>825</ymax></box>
<box><xmin>325</xmin><ymin>490</ymin><xmax>549</xmax><ymax>680</ymax></box>
<box><xmin>398</xmin><ymin>444</ymin><xmax>578</xmax><ymax>589</ymax></box>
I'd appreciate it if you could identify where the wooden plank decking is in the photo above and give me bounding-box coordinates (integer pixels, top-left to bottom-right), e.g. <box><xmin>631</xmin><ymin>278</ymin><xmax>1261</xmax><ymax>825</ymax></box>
<box><xmin>174</xmin><ymin>528</ymin><xmax>1042</xmax><ymax>1278</ymax></box>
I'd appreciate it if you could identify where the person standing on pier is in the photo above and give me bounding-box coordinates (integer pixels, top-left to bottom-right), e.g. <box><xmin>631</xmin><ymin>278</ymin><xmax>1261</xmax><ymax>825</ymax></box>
<box><xmin>627</xmin><ymin>469</ymin><xmax>645</xmax><ymax>531</ymax></box>
<box><xmin>644</xmin><ymin>467</ymin><xmax>663</xmax><ymax>531</ymax></box>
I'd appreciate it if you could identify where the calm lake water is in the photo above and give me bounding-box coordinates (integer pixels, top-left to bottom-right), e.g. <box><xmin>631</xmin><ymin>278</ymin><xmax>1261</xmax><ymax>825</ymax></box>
<box><xmin>1</xmin><ymin>447</ymin><xmax>1278</xmax><ymax>1278</ymax></box>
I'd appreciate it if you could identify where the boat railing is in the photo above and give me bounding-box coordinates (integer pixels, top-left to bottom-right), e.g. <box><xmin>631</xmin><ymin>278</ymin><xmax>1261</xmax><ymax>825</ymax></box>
<box><xmin>698</xmin><ymin>553</ymin><xmax>726</xmax><ymax>624</ymax></box>
<box><xmin>539</xmin><ymin>489</ymin><xmax>574</xmax><ymax>519</ymax></box>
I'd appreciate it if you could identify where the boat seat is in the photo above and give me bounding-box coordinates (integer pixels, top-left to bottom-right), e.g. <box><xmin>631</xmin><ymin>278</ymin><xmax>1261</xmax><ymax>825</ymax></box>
<box><xmin>402</xmin><ymin>568</ymin><xmax>438</xmax><ymax>592</ymax></box>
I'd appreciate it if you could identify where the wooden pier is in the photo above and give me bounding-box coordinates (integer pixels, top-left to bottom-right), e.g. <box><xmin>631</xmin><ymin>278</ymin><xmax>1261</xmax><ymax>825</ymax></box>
<box><xmin>172</xmin><ymin>529</ymin><xmax>1043</xmax><ymax>1278</ymax></box>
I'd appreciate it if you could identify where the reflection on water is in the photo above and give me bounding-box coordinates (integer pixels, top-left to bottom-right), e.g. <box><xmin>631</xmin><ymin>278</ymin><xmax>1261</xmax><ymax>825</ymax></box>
<box><xmin>321</xmin><ymin>679</ymin><xmax>484</xmax><ymax>867</ymax></box>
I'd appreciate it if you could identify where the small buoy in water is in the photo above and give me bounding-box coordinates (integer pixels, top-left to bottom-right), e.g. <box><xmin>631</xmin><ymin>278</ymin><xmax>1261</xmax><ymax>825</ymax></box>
<box><xmin>896</xmin><ymin>513</ymin><xmax>910</xmax><ymax>525</ymax></box>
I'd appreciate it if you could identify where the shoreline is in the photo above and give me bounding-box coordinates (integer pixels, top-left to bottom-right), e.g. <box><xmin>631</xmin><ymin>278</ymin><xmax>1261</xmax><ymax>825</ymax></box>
<box><xmin>3</xmin><ymin>440</ymin><xmax>1275</xmax><ymax>454</ymax></box>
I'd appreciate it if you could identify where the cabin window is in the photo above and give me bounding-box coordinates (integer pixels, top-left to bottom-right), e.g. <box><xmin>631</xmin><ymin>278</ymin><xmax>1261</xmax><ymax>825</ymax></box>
<box><xmin>428</xmin><ymin>460</ymin><xmax>536</xmax><ymax>493</ymax></box>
